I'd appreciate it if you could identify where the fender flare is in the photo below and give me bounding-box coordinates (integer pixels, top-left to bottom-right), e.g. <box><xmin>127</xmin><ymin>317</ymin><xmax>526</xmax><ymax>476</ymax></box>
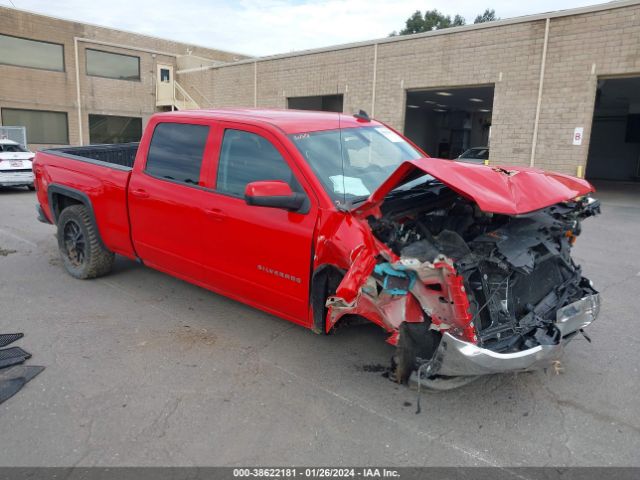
<box><xmin>47</xmin><ymin>184</ymin><xmax>108</xmax><ymax>250</ymax></box>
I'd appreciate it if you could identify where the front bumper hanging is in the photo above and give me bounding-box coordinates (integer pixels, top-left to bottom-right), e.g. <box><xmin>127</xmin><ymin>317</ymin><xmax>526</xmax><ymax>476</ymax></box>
<box><xmin>427</xmin><ymin>294</ymin><xmax>600</xmax><ymax>377</ymax></box>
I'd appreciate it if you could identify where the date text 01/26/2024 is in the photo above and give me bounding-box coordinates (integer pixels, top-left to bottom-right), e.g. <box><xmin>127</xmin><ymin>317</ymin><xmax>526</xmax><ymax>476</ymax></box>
<box><xmin>233</xmin><ymin>468</ymin><xmax>400</xmax><ymax>478</ymax></box>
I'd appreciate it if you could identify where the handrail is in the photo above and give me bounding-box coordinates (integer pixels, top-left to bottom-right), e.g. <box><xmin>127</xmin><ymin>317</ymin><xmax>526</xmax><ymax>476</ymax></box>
<box><xmin>174</xmin><ymin>81</ymin><xmax>198</xmax><ymax>109</ymax></box>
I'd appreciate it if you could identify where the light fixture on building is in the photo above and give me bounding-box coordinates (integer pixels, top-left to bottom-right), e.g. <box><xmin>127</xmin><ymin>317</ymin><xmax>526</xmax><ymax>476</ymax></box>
<box><xmin>407</xmin><ymin>105</ymin><xmax>420</xmax><ymax>109</ymax></box>
<box><xmin>469</xmin><ymin>98</ymin><xmax>483</xmax><ymax>102</ymax></box>
<box><xmin>436</xmin><ymin>91</ymin><xmax>453</xmax><ymax>96</ymax></box>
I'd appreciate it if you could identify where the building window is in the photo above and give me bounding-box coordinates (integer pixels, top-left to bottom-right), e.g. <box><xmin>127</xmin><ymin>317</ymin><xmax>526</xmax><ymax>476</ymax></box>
<box><xmin>1</xmin><ymin>109</ymin><xmax>69</xmax><ymax>144</ymax></box>
<box><xmin>145</xmin><ymin>122</ymin><xmax>209</xmax><ymax>185</ymax></box>
<box><xmin>89</xmin><ymin>115</ymin><xmax>143</xmax><ymax>144</ymax></box>
<box><xmin>160</xmin><ymin>68</ymin><xmax>170</xmax><ymax>82</ymax></box>
<box><xmin>288</xmin><ymin>95</ymin><xmax>344</xmax><ymax>112</ymax></box>
<box><xmin>86</xmin><ymin>49</ymin><xmax>140</xmax><ymax>81</ymax></box>
<box><xmin>0</xmin><ymin>34</ymin><xmax>64</xmax><ymax>72</ymax></box>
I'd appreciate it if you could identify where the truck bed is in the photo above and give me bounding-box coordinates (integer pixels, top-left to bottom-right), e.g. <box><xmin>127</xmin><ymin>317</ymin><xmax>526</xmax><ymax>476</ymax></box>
<box><xmin>45</xmin><ymin>143</ymin><xmax>139</xmax><ymax>170</ymax></box>
<box><xmin>34</xmin><ymin>143</ymin><xmax>137</xmax><ymax>259</ymax></box>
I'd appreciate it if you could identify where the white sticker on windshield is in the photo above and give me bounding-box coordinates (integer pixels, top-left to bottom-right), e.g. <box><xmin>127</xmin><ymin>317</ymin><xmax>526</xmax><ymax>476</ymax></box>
<box><xmin>329</xmin><ymin>175</ymin><xmax>370</xmax><ymax>196</ymax></box>
<box><xmin>375</xmin><ymin>127</ymin><xmax>404</xmax><ymax>143</ymax></box>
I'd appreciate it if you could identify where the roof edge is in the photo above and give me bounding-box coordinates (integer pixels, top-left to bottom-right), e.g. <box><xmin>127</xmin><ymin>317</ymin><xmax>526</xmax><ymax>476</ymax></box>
<box><xmin>178</xmin><ymin>0</ymin><xmax>640</xmax><ymax>74</ymax></box>
<box><xmin>0</xmin><ymin>5</ymin><xmax>254</xmax><ymax>60</ymax></box>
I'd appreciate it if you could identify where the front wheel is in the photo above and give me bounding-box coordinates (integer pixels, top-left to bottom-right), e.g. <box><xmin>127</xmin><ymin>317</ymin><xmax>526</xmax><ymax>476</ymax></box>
<box><xmin>57</xmin><ymin>205</ymin><xmax>114</xmax><ymax>279</ymax></box>
<box><xmin>393</xmin><ymin>321</ymin><xmax>440</xmax><ymax>383</ymax></box>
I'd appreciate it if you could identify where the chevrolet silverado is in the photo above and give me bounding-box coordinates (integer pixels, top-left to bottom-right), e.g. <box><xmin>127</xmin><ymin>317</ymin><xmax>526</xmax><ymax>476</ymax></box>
<box><xmin>33</xmin><ymin>109</ymin><xmax>601</xmax><ymax>388</ymax></box>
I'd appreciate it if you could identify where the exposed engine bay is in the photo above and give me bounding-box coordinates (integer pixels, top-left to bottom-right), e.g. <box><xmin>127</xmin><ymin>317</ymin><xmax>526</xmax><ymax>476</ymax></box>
<box><xmin>348</xmin><ymin>180</ymin><xmax>601</xmax><ymax>384</ymax></box>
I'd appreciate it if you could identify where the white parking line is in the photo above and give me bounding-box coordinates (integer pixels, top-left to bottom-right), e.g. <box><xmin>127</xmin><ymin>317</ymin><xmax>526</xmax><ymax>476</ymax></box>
<box><xmin>0</xmin><ymin>228</ymin><xmax>37</xmax><ymax>248</ymax></box>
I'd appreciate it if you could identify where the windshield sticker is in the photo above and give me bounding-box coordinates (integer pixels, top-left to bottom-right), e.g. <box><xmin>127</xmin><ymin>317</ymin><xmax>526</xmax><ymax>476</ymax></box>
<box><xmin>293</xmin><ymin>133</ymin><xmax>310</xmax><ymax>140</ymax></box>
<box><xmin>375</xmin><ymin>127</ymin><xmax>404</xmax><ymax>143</ymax></box>
<box><xmin>329</xmin><ymin>175</ymin><xmax>370</xmax><ymax>196</ymax></box>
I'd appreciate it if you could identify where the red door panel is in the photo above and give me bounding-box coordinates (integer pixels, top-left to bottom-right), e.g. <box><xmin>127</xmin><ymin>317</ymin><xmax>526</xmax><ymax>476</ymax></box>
<box><xmin>128</xmin><ymin>120</ymin><xmax>216</xmax><ymax>284</ymax></box>
<box><xmin>200</xmin><ymin>123</ymin><xmax>318</xmax><ymax>325</ymax></box>
<box><xmin>128</xmin><ymin>176</ymin><xmax>211</xmax><ymax>283</ymax></box>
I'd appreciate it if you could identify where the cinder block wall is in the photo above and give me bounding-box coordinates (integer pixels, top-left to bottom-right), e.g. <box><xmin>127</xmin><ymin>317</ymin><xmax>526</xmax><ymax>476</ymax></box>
<box><xmin>534</xmin><ymin>5</ymin><xmax>640</xmax><ymax>173</ymax></box>
<box><xmin>179</xmin><ymin>2</ymin><xmax>640</xmax><ymax>176</ymax></box>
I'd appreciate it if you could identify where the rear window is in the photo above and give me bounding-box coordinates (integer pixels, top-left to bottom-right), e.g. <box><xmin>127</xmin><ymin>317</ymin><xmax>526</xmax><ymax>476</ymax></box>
<box><xmin>145</xmin><ymin>123</ymin><xmax>209</xmax><ymax>185</ymax></box>
<box><xmin>0</xmin><ymin>144</ymin><xmax>28</xmax><ymax>153</ymax></box>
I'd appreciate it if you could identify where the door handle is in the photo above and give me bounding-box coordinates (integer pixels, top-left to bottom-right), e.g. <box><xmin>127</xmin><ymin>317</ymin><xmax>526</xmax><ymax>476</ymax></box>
<box><xmin>205</xmin><ymin>208</ymin><xmax>227</xmax><ymax>221</ymax></box>
<box><xmin>131</xmin><ymin>189</ymin><xmax>150</xmax><ymax>199</ymax></box>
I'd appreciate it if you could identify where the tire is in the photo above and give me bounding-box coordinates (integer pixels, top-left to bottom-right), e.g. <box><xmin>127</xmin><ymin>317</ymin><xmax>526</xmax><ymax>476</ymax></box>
<box><xmin>393</xmin><ymin>321</ymin><xmax>440</xmax><ymax>384</ymax></box>
<box><xmin>56</xmin><ymin>204</ymin><xmax>114</xmax><ymax>279</ymax></box>
<box><xmin>27</xmin><ymin>185</ymin><xmax>35</xmax><ymax>191</ymax></box>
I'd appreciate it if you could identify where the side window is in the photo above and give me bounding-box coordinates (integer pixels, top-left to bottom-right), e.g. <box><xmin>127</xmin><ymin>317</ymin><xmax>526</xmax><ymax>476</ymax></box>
<box><xmin>216</xmin><ymin>129</ymin><xmax>298</xmax><ymax>196</ymax></box>
<box><xmin>146</xmin><ymin>122</ymin><xmax>209</xmax><ymax>185</ymax></box>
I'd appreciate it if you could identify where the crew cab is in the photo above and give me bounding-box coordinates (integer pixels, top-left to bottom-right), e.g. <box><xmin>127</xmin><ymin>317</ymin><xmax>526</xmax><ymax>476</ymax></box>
<box><xmin>33</xmin><ymin>109</ymin><xmax>600</xmax><ymax>388</ymax></box>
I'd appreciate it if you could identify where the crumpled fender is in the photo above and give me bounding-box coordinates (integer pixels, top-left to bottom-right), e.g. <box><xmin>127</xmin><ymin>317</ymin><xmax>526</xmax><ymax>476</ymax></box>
<box><xmin>313</xmin><ymin>208</ymin><xmax>473</xmax><ymax>343</ymax></box>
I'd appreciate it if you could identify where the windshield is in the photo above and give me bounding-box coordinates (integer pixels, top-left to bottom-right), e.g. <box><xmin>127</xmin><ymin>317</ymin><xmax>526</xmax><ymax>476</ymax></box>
<box><xmin>0</xmin><ymin>144</ymin><xmax>28</xmax><ymax>153</ymax></box>
<box><xmin>290</xmin><ymin>126</ymin><xmax>421</xmax><ymax>204</ymax></box>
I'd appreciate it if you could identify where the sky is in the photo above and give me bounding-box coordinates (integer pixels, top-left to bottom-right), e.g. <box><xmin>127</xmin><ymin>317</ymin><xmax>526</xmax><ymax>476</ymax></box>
<box><xmin>1</xmin><ymin>0</ymin><xmax>610</xmax><ymax>57</ymax></box>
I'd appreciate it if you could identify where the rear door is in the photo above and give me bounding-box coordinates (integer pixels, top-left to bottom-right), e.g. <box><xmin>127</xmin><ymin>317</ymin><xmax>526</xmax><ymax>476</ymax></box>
<box><xmin>128</xmin><ymin>120</ymin><xmax>216</xmax><ymax>283</ymax></box>
<box><xmin>200</xmin><ymin>123</ymin><xmax>318</xmax><ymax>325</ymax></box>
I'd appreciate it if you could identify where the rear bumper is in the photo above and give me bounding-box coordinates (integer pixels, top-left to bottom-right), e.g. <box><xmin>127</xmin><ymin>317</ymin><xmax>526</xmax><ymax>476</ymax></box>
<box><xmin>430</xmin><ymin>294</ymin><xmax>600</xmax><ymax>377</ymax></box>
<box><xmin>0</xmin><ymin>170</ymin><xmax>34</xmax><ymax>186</ymax></box>
<box><xmin>36</xmin><ymin>205</ymin><xmax>51</xmax><ymax>224</ymax></box>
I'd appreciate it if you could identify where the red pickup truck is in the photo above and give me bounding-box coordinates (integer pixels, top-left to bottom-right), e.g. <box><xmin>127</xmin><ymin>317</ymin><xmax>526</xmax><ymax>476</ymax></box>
<box><xmin>33</xmin><ymin>109</ymin><xmax>601</xmax><ymax>388</ymax></box>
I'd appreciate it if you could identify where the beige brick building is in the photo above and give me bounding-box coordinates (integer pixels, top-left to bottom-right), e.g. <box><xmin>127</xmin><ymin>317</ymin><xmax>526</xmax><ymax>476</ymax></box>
<box><xmin>177</xmin><ymin>0</ymin><xmax>640</xmax><ymax>181</ymax></box>
<box><xmin>0</xmin><ymin>6</ymin><xmax>248</xmax><ymax>149</ymax></box>
<box><xmin>2</xmin><ymin>2</ymin><xmax>640</xmax><ymax>181</ymax></box>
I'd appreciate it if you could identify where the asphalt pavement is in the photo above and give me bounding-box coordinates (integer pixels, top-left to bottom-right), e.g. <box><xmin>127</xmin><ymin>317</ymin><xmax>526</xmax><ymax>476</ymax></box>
<box><xmin>0</xmin><ymin>182</ymin><xmax>638</xmax><ymax>467</ymax></box>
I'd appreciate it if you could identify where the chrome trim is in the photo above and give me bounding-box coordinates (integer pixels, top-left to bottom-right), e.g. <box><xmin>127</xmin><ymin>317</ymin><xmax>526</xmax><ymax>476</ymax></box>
<box><xmin>430</xmin><ymin>294</ymin><xmax>600</xmax><ymax>377</ymax></box>
<box><xmin>432</xmin><ymin>333</ymin><xmax>564</xmax><ymax>376</ymax></box>
<box><xmin>555</xmin><ymin>293</ymin><xmax>600</xmax><ymax>336</ymax></box>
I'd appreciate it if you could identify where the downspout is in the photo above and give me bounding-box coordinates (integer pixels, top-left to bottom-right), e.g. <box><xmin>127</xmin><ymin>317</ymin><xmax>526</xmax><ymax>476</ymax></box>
<box><xmin>253</xmin><ymin>61</ymin><xmax>258</xmax><ymax>108</ymax></box>
<box><xmin>530</xmin><ymin>18</ymin><xmax>550</xmax><ymax>167</ymax></box>
<box><xmin>74</xmin><ymin>37</ymin><xmax>83</xmax><ymax>146</ymax></box>
<box><xmin>371</xmin><ymin>43</ymin><xmax>378</xmax><ymax>117</ymax></box>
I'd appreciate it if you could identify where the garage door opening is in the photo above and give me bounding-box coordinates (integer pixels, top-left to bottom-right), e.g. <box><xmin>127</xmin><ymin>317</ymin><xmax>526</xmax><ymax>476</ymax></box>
<box><xmin>586</xmin><ymin>77</ymin><xmax>640</xmax><ymax>182</ymax></box>
<box><xmin>403</xmin><ymin>86</ymin><xmax>494</xmax><ymax>159</ymax></box>
<box><xmin>288</xmin><ymin>94</ymin><xmax>343</xmax><ymax>112</ymax></box>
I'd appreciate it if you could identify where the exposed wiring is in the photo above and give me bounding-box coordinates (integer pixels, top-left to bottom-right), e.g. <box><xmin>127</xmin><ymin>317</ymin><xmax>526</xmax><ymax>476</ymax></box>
<box><xmin>469</xmin><ymin>273</ymin><xmax>512</xmax><ymax>326</ymax></box>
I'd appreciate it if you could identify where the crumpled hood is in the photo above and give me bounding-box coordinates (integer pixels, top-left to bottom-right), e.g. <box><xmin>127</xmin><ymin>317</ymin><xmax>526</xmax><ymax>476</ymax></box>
<box><xmin>353</xmin><ymin>158</ymin><xmax>595</xmax><ymax>216</ymax></box>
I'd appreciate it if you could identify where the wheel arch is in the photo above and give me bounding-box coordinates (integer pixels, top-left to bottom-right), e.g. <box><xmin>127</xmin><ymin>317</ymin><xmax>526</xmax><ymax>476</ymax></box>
<box><xmin>48</xmin><ymin>184</ymin><xmax>108</xmax><ymax>250</ymax></box>
<box><xmin>310</xmin><ymin>263</ymin><xmax>346</xmax><ymax>334</ymax></box>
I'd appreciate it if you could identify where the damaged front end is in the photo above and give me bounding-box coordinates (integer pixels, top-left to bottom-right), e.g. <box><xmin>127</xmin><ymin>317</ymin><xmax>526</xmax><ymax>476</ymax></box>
<box><xmin>323</xmin><ymin>159</ymin><xmax>601</xmax><ymax>386</ymax></box>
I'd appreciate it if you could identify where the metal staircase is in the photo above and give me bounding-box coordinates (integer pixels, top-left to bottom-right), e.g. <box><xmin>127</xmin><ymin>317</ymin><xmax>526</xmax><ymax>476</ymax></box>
<box><xmin>156</xmin><ymin>79</ymin><xmax>199</xmax><ymax>111</ymax></box>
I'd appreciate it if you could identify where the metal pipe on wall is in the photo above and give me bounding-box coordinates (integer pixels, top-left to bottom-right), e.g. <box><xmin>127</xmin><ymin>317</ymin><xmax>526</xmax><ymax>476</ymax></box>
<box><xmin>530</xmin><ymin>18</ymin><xmax>551</xmax><ymax>167</ymax></box>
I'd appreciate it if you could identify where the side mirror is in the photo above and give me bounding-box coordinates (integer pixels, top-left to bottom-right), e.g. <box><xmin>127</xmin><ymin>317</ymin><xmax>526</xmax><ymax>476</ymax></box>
<box><xmin>244</xmin><ymin>180</ymin><xmax>305</xmax><ymax>211</ymax></box>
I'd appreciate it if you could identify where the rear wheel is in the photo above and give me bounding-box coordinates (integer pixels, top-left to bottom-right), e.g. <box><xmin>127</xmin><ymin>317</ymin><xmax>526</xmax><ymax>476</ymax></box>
<box><xmin>57</xmin><ymin>205</ymin><xmax>114</xmax><ymax>279</ymax></box>
<box><xmin>27</xmin><ymin>185</ymin><xmax>35</xmax><ymax>191</ymax></box>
